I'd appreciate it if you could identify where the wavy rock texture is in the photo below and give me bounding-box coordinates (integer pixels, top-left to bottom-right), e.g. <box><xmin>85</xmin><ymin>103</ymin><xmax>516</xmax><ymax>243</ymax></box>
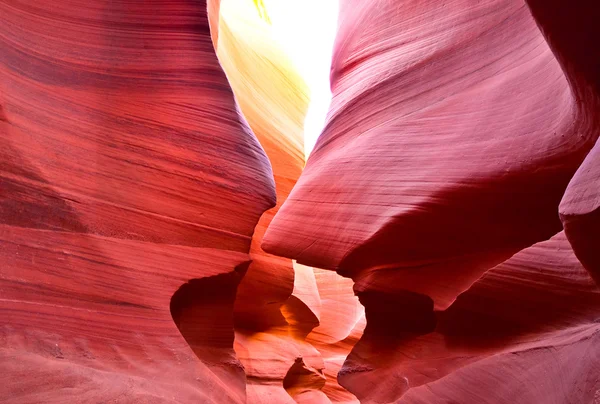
<box><xmin>559</xmin><ymin>113</ymin><xmax>600</xmax><ymax>290</ymax></box>
<box><xmin>305</xmin><ymin>267</ymin><xmax>365</xmax><ymax>403</ymax></box>
<box><xmin>3</xmin><ymin>0</ymin><xmax>599</xmax><ymax>402</ymax></box>
<box><xmin>262</xmin><ymin>0</ymin><xmax>600</xmax><ymax>402</ymax></box>
<box><xmin>216</xmin><ymin>1</ymin><xmax>373</xmax><ymax>401</ymax></box>
<box><xmin>0</xmin><ymin>0</ymin><xmax>275</xmax><ymax>402</ymax></box>
<box><xmin>560</xmin><ymin>138</ymin><xmax>600</xmax><ymax>285</ymax></box>
<box><xmin>216</xmin><ymin>0</ymin><xmax>306</xmax><ymax>334</ymax></box>
<box><xmin>340</xmin><ymin>233</ymin><xmax>600</xmax><ymax>403</ymax></box>
<box><xmin>263</xmin><ymin>0</ymin><xmax>598</xmax><ymax>310</ymax></box>
<box><xmin>536</xmin><ymin>0</ymin><xmax>600</xmax><ymax>288</ymax></box>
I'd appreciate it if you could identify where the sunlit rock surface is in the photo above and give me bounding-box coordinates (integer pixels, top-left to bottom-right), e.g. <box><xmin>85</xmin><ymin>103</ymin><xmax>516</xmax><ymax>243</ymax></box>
<box><xmin>216</xmin><ymin>1</ymin><xmax>309</xmax><ymax>402</ymax></box>
<box><xmin>215</xmin><ymin>1</ymin><xmax>359</xmax><ymax>401</ymax></box>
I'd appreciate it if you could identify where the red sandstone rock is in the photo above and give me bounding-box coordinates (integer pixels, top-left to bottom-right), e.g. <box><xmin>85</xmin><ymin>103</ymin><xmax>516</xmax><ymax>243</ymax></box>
<box><xmin>262</xmin><ymin>0</ymin><xmax>599</xmax><ymax>310</ymax></box>
<box><xmin>262</xmin><ymin>0</ymin><xmax>600</xmax><ymax>402</ymax></box>
<box><xmin>531</xmin><ymin>0</ymin><xmax>600</xmax><ymax>287</ymax></box>
<box><xmin>0</xmin><ymin>0</ymin><xmax>275</xmax><ymax>402</ymax></box>
<box><xmin>560</xmin><ymin>139</ymin><xmax>600</xmax><ymax>286</ymax></box>
<box><xmin>3</xmin><ymin>0</ymin><xmax>600</xmax><ymax>402</ymax></box>
<box><xmin>0</xmin><ymin>227</ymin><xmax>252</xmax><ymax>403</ymax></box>
<box><xmin>213</xmin><ymin>2</ymin><xmax>341</xmax><ymax>402</ymax></box>
<box><xmin>306</xmin><ymin>268</ymin><xmax>364</xmax><ymax>403</ymax></box>
<box><xmin>339</xmin><ymin>233</ymin><xmax>600</xmax><ymax>402</ymax></box>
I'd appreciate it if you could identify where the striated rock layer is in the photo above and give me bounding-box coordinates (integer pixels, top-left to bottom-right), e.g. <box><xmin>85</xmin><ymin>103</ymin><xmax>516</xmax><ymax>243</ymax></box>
<box><xmin>341</xmin><ymin>233</ymin><xmax>600</xmax><ymax>403</ymax></box>
<box><xmin>2</xmin><ymin>0</ymin><xmax>362</xmax><ymax>402</ymax></box>
<box><xmin>263</xmin><ymin>0</ymin><xmax>599</xmax><ymax>310</ymax></box>
<box><xmin>537</xmin><ymin>0</ymin><xmax>600</xmax><ymax>288</ymax></box>
<box><xmin>263</xmin><ymin>0</ymin><xmax>600</xmax><ymax>402</ymax></box>
<box><xmin>1</xmin><ymin>0</ymin><xmax>275</xmax><ymax>402</ymax></box>
<box><xmin>2</xmin><ymin>0</ymin><xmax>599</xmax><ymax>402</ymax></box>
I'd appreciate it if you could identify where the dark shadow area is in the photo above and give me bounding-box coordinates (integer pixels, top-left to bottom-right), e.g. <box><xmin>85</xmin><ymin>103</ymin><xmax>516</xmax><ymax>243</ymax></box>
<box><xmin>283</xmin><ymin>357</ymin><xmax>326</xmax><ymax>398</ymax></box>
<box><xmin>281</xmin><ymin>295</ymin><xmax>320</xmax><ymax>340</ymax></box>
<box><xmin>358</xmin><ymin>290</ymin><xmax>436</xmax><ymax>337</ymax></box>
<box><xmin>170</xmin><ymin>263</ymin><xmax>249</xmax><ymax>400</ymax></box>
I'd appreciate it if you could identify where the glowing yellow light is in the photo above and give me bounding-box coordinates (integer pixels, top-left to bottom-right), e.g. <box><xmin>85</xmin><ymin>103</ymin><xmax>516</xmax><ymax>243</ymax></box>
<box><xmin>253</xmin><ymin>0</ymin><xmax>271</xmax><ymax>24</ymax></box>
<box><xmin>262</xmin><ymin>0</ymin><xmax>339</xmax><ymax>159</ymax></box>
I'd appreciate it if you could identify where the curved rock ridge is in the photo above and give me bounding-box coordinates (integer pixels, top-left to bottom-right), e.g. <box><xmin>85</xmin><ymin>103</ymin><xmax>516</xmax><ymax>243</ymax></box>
<box><xmin>533</xmin><ymin>0</ymin><xmax>600</xmax><ymax>287</ymax></box>
<box><xmin>0</xmin><ymin>227</ymin><xmax>252</xmax><ymax>403</ymax></box>
<box><xmin>260</xmin><ymin>0</ymin><xmax>600</xmax><ymax>402</ymax></box>
<box><xmin>170</xmin><ymin>267</ymin><xmax>249</xmax><ymax>400</ymax></box>
<box><xmin>3</xmin><ymin>0</ymin><xmax>599</xmax><ymax>402</ymax></box>
<box><xmin>262</xmin><ymin>0</ymin><xmax>599</xmax><ymax>310</ymax></box>
<box><xmin>560</xmin><ymin>138</ymin><xmax>600</xmax><ymax>286</ymax></box>
<box><xmin>559</xmin><ymin>113</ymin><xmax>600</xmax><ymax>287</ymax></box>
<box><xmin>1</xmin><ymin>0</ymin><xmax>275</xmax><ymax>248</ymax></box>
<box><xmin>216</xmin><ymin>0</ymin><xmax>306</xmax><ymax>332</ymax></box>
<box><xmin>1</xmin><ymin>0</ymin><xmax>275</xmax><ymax>402</ymax></box>
<box><xmin>339</xmin><ymin>233</ymin><xmax>600</xmax><ymax>403</ymax></box>
<box><xmin>305</xmin><ymin>267</ymin><xmax>365</xmax><ymax>403</ymax></box>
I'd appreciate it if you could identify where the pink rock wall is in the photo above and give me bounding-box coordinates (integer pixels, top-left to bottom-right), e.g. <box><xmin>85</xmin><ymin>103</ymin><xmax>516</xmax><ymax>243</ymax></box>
<box><xmin>263</xmin><ymin>0</ymin><xmax>597</xmax><ymax>307</ymax></box>
<box><xmin>263</xmin><ymin>0</ymin><xmax>600</xmax><ymax>402</ymax></box>
<box><xmin>1</xmin><ymin>1</ymin><xmax>274</xmax><ymax>402</ymax></box>
<box><xmin>1</xmin><ymin>0</ymin><xmax>599</xmax><ymax>402</ymax></box>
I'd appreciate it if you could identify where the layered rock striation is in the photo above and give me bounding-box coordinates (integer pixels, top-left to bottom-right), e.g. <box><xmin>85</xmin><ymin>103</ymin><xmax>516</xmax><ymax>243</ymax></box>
<box><xmin>2</xmin><ymin>0</ymin><xmax>599</xmax><ymax>402</ymax></box>
<box><xmin>263</xmin><ymin>0</ymin><xmax>600</xmax><ymax>402</ymax></box>
<box><xmin>1</xmin><ymin>1</ymin><xmax>274</xmax><ymax>402</ymax></box>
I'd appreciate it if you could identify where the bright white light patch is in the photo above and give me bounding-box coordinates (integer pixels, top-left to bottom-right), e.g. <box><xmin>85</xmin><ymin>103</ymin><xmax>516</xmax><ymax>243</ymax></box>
<box><xmin>263</xmin><ymin>0</ymin><xmax>339</xmax><ymax>159</ymax></box>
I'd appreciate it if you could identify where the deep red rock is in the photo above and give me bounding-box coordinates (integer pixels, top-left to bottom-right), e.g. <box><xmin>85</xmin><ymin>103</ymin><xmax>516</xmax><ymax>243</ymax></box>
<box><xmin>262</xmin><ymin>0</ymin><xmax>599</xmax><ymax>310</ymax></box>
<box><xmin>1</xmin><ymin>0</ymin><xmax>275</xmax><ymax>402</ymax></box>
<box><xmin>530</xmin><ymin>0</ymin><xmax>600</xmax><ymax>287</ymax></box>
<box><xmin>560</xmin><ymin>139</ymin><xmax>600</xmax><ymax>285</ymax></box>
<box><xmin>339</xmin><ymin>233</ymin><xmax>600</xmax><ymax>403</ymax></box>
<box><xmin>262</xmin><ymin>0</ymin><xmax>600</xmax><ymax>402</ymax></box>
<box><xmin>3</xmin><ymin>0</ymin><xmax>600</xmax><ymax>402</ymax></box>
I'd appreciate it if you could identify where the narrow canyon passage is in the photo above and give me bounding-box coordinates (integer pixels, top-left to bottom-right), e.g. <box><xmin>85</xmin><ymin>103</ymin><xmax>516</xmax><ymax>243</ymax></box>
<box><xmin>211</xmin><ymin>0</ymin><xmax>365</xmax><ymax>401</ymax></box>
<box><xmin>1</xmin><ymin>0</ymin><xmax>599</xmax><ymax>403</ymax></box>
<box><xmin>207</xmin><ymin>0</ymin><xmax>600</xmax><ymax>402</ymax></box>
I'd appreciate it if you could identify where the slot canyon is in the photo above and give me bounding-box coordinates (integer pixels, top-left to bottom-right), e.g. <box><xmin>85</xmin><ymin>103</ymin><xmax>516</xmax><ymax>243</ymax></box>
<box><xmin>1</xmin><ymin>0</ymin><xmax>599</xmax><ymax>403</ymax></box>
